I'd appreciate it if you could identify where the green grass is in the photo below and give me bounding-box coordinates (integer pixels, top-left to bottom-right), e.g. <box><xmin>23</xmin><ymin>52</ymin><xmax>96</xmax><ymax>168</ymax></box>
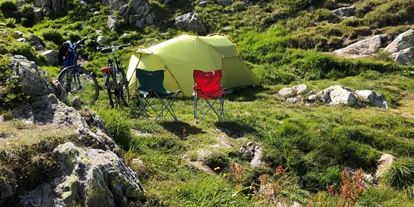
<box><xmin>1</xmin><ymin>0</ymin><xmax>414</xmax><ymax>205</ymax></box>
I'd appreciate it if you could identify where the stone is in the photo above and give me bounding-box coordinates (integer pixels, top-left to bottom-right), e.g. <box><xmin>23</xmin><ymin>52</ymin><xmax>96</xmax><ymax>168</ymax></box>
<box><xmin>384</xmin><ymin>28</ymin><xmax>414</xmax><ymax>54</ymax></box>
<box><xmin>41</xmin><ymin>50</ymin><xmax>59</xmax><ymax>66</ymax></box>
<box><xmin>278</xmin><ymin>87</ymin><xmax>294</xmax><ymax>97</ymax></box>
<box><xmin>16</xmin><ymin>38</ymin><xmax>26</xmax><ymax>42</ymax></box>
<box><xmin>333</xmin><ymin>35</ymin><xmax>385</xmax><ymax>58</ymax></box>
<box><xmin>72</xmin><ymin>96</ymin><xmax>82</xmax><ymax>110</ymax></box>
<box><xmin>392</xmin><ymin>46</ymin><xmax>414</xmax><ymax>65</ymax></box>
<box><xmin>174</xmin><ymin>12</ymin><xmax>207</xmax><ymax>34</ymax></box>
<box><xmin>293</xmin><ymin>84</ymin><xmax>307</xmax><ymax>95</ymax></box>
<box><xmin>332</xmin><ymin>6</ymin><xmax>355</xmax><ymax>17</ymax></box>
<box><xmin>317</xmin><ymin>85</ymin><xmax>357</xmax><ymax>106</ymax></box>
<box><xmin>217</xmin><ymin>0</ymin><xmax>231</xmax><ymax>6</ymax></box>
<box><xmin>107</xmin><ymin>15</ymin><xmax>120</xmax><ymax>31</ymax></box>
<box><xmin>34</xmin><ymin>7</ymin><xmax>43</xmax><ymax>21</ymax></box>
<box><xmin>355</xmin><ymin>90</ymin><xmax>388</xmax><ymax>108</ymax></box>
<box><xmin>97</xmin><ymin>36</ymin><xmax>106</xmax><ymax>45</ymax></box>
<box><xmin>375</xmin><ymin>154</ymin><xmax>396</xmax><ymax>180</ymax></box>
<box><xmin>28</xmin><ymin>33</ymin><xmax>45</xmax><ymax>51</ymax></box>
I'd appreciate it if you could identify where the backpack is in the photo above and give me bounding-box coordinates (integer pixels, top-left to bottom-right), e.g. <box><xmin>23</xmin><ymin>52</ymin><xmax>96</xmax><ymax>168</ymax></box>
<box><xmin>58</xmin><ymin>41</ymin><xmax>70</xmax><ymax>66</ymax></box>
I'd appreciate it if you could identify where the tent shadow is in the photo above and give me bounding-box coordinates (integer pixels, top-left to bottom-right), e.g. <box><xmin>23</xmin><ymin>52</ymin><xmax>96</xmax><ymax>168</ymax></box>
<box><xmin>215</xmin><ymin>121</ymin><xmax>257</xmax><ymax>138</ymax></box>
<box><xmin>159</xmin><ymin>121</ymin><xmax>205</xmax><ymax>139</ymax></box>
<box><xmin>226</xmin><ymin>85</ymin><xmax>268</xmax><ymax>102</ymax></box>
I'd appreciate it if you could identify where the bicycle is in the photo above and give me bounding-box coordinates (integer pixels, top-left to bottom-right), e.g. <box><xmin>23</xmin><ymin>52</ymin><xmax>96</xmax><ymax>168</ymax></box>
<box><xmin>97</xmin><ymin>43</ymin><xmax>131</xmax><ymax>109</ymax></box>
<box><xmin>57</xmin><ymin>37</ymin><xmax>99</xmax><ymax>105</ymax></box>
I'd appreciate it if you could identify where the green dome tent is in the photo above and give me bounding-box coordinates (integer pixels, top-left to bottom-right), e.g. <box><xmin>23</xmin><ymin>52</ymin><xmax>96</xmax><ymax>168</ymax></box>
<box><xmin>127</xmin><ymin>34</ymin><xmax>259</xmax><ymax>97</ymax></box>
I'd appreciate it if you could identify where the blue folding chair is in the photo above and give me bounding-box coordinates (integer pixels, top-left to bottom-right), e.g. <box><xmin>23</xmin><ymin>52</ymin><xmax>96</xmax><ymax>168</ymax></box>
<box><xmin>135</xmin><ymin>69</ymin><xmax>181</xmax><ymax>121</ymax></box>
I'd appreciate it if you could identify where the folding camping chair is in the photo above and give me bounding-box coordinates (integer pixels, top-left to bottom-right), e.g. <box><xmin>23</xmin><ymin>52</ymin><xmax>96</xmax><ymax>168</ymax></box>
<box><xmin>135</xmin><ymin>69</ymin><xmax>181</xmax><ymax>121</ymax></box>
<box><xmin>193</xmin><ymin>69</ymin><xmax>226</xmax><ymax>123</ymax></box>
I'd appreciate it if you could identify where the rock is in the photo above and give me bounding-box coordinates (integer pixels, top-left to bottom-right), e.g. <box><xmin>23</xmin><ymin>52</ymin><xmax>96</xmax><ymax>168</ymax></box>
<box><xmin>198</xmin><ymin>149</ymin><xmax>213</xmax><ymax>161</ymax></box>
<box><xmin>145</xmin><ymin>13</ymin><xmax>154</xmax><ymax>25</ymax></box>
<box><xmin>278</xmin><ymin>87</ymin><xmax>294</xmax><ymax>97</ymax></box>
<box><xmin>52</xmin><ymin>79</ymin><xmax>69</xmax><ymax>105</ymax></box>
<box><xmin>355</xmin><ymin>90</ymin><xmax>388</xmax><ymax>108</ymax></box>
<box><xmin>28</xmin><ymin>33</ymin><xmax>45</xmax><ymax>50</ymax></box>
<box><xmin>34</xmin><ymin>7</ymin><xmax>43</xmax><ymax>20</ymax></box>
<box><xmin>43</xmin><ymin>7</ymin><xmax>53</xmax><ymax>16</ymax></box>
<box><xmin>130</xmin><ymin>0</ymin><xmax>144</xmax><ymax>15</ymax></box>
<box><xmin>14</xmin><ymin>30</ymin><xmax>24</xmax><ymax>38</ymax></box>
<box><xmin>317</xmin><ymin>85</ymin><xmax>357</xmax><ymax>106</ymax></box>
<box><xmin>16</xmin><ymin>38</ymin><xmax>26</xmax><ymax>42</ymax></box>
<box><xmin>375</xmin><ymin>154</ymin><xmax>396</xmax><ymax>180</ymax></box>
<box><xmin>41</xmin><ymin>50</ymin><xmax>59</xmax><ymax>66</ymax></box>
<box><xmin>51</xmin><ymin>0</ymin><xmax>67</xmax><ymax>15</ymax></box>
<box><xmin>217</xmin><ymin>0</ymin><xmax>231</xmax><ymax>6</ymax></box>
<box><xmin>35</xmin><ymin>0</ymin><xmax>52</xmax><ymax>8</ymax></box>
<box><xmin>97</xmin><ymin>36</ymin><xmax>107</xmax><ymax>45</ymax></box>
<box><xmin>107</xmin><ymin>15</ymin><xmax>120</xmax><ymax>31</ymax></box>
<box><xmin>308</xmin><ymin>95</ymin><xmax>319</xmax><ymax>102</ymax></box>
<box><xmin>9</xmin><ymin>55</ymin><xmax>54</xmax><ymax>97</ymax></box>
<box><xmin>72</xmin><ymin>96</ymin><xmax>82</xmax><ymax>109</ymax></box>
<box><xmin>250</xmin><ymin>145</ymin><xmax>263</xmax><ymax>168</ymax></box>
<box><xmin>20</xmin><ymin>142</ymin><xmax>145</xmax><ymax>206</ymax></box>
<box><xmin>392</xmin><ymin>46</ymin><xmax>414</xmax><ymax>65</ymax></box>
<box><xmin>119</xmin><ymin>4</ymin><xmax>129</xmax><ymax>17</ymax></box>
<box><xmin>384</xmin><ymin>28</ymin><xmax>414</xmax><ymax>54</ymax></box>
<box><xmin>332</xmin><ymin>6</ymin><xmax>356</xmax><ymax>17</ymax></box>
<box><xmin>333</xmin><ymin>35</ymin><xmax>384</xmax><ymax>58</ymax></box>
<box><xmin>240</xmin><ymin>142</ymin><xmax>263</xmax><ymax>168</ymax></box>
<box><xmin>293</xmin><ymin>84</ymin><xmax>307</xmax><ymax>95</ymax></box>
<box><xmin>286</xmin><ymin>97</ymin><xmax>302</xmax><ymax>104</ymax></box>
<box><xmin>174</xmin><ymin>12</ymin><xmax>207</xmax><ymax>34</ymax></box>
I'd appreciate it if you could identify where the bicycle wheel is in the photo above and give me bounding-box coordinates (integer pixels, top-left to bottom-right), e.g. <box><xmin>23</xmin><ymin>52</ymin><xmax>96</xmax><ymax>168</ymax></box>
<box><xmin>58</xmin><ymin>66</ymin><xmax>99</xmax><ymax>105</ymax></box>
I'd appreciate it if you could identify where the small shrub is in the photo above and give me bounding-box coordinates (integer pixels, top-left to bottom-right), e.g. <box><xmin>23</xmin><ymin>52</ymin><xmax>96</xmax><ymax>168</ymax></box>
<box><xmin>5</xmin><ymin>18</ymin><xmax>16</xmax><ymax>28</ymax></box>
<box><xmin>383</xmin><ymin>157</ymin><xmax>414</xmax><ymax>189</ymax></box>
<box><xmin>0</xmin><ymin>0</ymin><xmax>16</xmax><ymax>11</ymax></box>
<box><xmin>325</xmin><ymin>169</ymin><xmax>365</xmax><ymax>207</ymax></box>
<box><xmin>41</xmin><ymin>28</ymin><xmax>64</xmax><ymax>45</ymax></box>
<box><xmin>20</xmin><ymin>3</ymin><xmax>35</xmax><ymax>26</ymax></box>
<box><xmin>10</xmin><ymin>42</ymin><xmax>36</xmax><ymax>60</ymax></box>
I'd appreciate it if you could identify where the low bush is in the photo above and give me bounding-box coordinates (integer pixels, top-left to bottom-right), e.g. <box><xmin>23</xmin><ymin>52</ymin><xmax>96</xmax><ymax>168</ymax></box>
<box><xmin>41</xmin><ymin>28</ymin><xmax>64</xmax><ymax>45</ymax></box>
<box><xmin>99</xmin><ymin>110</ymin><xmax>132</xmax><ymax>149</ymax></box>
<box><xmin>10</xmin><ymin>42</ymin><xmax>36</xmax><ymax>60</ymax></box>
<box><xmin>364</xmin><ymin>0</ymin><xmax>414</xmax><ymax>27</ymax></box>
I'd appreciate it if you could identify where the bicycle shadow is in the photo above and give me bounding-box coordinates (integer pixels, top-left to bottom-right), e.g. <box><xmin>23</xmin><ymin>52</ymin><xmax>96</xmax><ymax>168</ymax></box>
<box><xmin>159</xmin><ymin>121</ymin><xmax>205</xmax><ymax>139</ymax></box>
<box><xmin>215</xmin><ymin>121</ymin><xmax>257</xmax><ymax>138</ymax></box>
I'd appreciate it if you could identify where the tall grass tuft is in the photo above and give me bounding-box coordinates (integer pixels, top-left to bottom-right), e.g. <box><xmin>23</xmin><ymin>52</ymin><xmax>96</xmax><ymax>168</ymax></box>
<box><xmin>383</xmin><ymin>157</ymin><xmax>414</xmax><ymax>189</ymax></box>
<box><xmin>99</xmin><ymin>110</ymin><xmax>132</xmax><ymax>149</ymax></box>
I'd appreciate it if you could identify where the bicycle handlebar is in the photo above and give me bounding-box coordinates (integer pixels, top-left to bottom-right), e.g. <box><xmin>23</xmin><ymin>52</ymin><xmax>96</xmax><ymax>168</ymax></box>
<box><xmin>72</xmin><ymin>37</ymin><xmax>88</xmax><ymax>49</ymax></box>
<box><xmin>97</xmin><ymin>43</ymin><xmax>131</xmax><ymax>54</ymax></box>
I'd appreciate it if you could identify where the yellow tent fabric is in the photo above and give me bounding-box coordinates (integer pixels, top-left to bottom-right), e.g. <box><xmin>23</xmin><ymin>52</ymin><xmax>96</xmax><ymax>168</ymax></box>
<box><xmin>127</xmin><ymin>34</ymin><xmax>259</xmax><ymax>97</ymax></box>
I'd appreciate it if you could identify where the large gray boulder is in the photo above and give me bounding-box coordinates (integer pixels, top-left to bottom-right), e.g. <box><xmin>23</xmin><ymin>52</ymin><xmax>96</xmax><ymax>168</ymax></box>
<box><xmin>384</xmin><ymin>28</ymin><xmax>414</xmax><ymax>54</ymax></box>
<box><xmin>107</xmin><ymin>15</ymin><xmax>120</xmax><ymax>31</ymax></box>
<box><xmin>20</xmin><ymin>142</ymin><xmax>145</xmax><ymax>207</ymax></box>
<box><xmin>174</xmin><ymin>12</ymin><xmax>207</xmax><ymax>34</ymax></box>
<box><xmin>9</xmin><ymin>55</ymin><xmax>54</xmax><ymax>97</ymax></box>
<box><xmin>333</xmin><ymin>35</ymin><xmax>384</xmax><ymax>58</ymax></box>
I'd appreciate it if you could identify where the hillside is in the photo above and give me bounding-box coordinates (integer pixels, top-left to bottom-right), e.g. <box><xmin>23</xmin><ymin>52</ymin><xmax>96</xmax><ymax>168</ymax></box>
<box><xmin>1</xmin><ymin>0</ymin><xmax>414</xmax><ymax>206</ymax></box>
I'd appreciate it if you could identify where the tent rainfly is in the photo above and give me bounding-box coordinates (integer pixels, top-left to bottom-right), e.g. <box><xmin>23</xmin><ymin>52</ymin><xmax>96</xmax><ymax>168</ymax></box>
<box><xmin>127</xmin><ymin>34</ymin><xmax>259</xmax><ymax>97</ymax></box>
